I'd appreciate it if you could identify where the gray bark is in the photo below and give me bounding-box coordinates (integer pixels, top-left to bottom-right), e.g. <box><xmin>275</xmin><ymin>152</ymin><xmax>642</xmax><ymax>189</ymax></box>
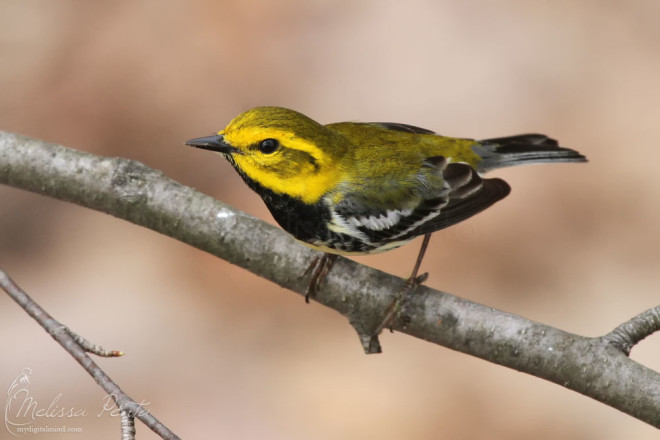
<box><xmin>1</xmin><ymin>131</ymin><xmax>658</xmax><ymax>427</ymax></box>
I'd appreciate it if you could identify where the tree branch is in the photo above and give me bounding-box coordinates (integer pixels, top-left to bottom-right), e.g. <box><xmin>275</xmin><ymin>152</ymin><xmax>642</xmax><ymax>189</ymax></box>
<box><xmin>603</xmin><ymin>307</ymin><xmax>660</xmax><ymax>355</ymax></box>
<box><xmin>0</xmin><ymin>268</ymin><xmax>180</xmax><ymax>440</ymax></box>
<box><xmin>1</xmin><ymin>131</ymin><xmax>658</xmax><ymax>427</ymax></box>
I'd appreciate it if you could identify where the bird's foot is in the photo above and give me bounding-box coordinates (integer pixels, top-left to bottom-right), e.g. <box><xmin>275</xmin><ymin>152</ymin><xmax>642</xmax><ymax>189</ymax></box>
<box><xmin>374</xmin><ymin>271</ymin><xmax>429</xmax><ymax>335</ymax></box>
<box><xmin>302</xmin><ymin>253</ymin><xmax>338</xmax><ymax>303</ymax></box>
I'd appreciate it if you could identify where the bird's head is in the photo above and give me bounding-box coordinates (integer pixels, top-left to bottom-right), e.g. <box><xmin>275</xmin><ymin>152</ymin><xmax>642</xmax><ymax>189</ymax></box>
<box><xmin>186</xmin><ymin>106</ymin><xmax>346</xmax><ymax>203</ymax></box>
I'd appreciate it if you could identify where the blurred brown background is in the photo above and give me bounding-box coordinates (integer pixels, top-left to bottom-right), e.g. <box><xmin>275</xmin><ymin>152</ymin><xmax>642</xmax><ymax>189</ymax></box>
<box><xmin>1</xmin><ymin>1</ymin><xmax>659</xmax><ymax>439</ymax></box>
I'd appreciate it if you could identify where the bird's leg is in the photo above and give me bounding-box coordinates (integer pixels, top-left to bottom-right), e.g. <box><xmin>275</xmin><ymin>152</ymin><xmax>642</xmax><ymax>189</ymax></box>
<box><xmin>375</xmin><ymin>234</ymin><xmax>432</xmax><ymax>334</ymax></box>
<box><xmin>302</xmin><ymin>253</ymin><xmax>338</xmax><ymax>303</ymax></box>
<box><xmin>406</xmin><ymin>233</ymin><xmax>432</xmax><ymax>286</ymax></box>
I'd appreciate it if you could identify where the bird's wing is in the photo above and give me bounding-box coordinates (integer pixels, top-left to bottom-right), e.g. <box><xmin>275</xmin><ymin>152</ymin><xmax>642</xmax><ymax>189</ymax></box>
<box><xmin>331</xmin><ymin>160</ymin><xmax>511</xmax><ymax>246</ymax></box>
<box><xmin>403</xmin><ymin>176</ymin><xmax>511</xmax><ymax>238</ymax></box>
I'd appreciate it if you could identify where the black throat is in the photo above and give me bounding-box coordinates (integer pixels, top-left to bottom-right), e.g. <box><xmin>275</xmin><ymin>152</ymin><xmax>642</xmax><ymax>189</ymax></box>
<box><xmin>233</xmin><ymin>167</ymin><xmax>332</xmax><ymax>244</ymax></box>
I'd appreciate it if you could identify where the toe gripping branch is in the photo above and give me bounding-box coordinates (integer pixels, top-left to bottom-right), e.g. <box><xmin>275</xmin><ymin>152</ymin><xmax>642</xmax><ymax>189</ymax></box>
<box><xmin>303</xmin><ymin>254</ymin><xmax>339</xmax><ymax>303</ymax></box>
<box><xmin>302</xmin><ymin>249</ymin><xmax>430</xmax><ymax>354</ymax></box>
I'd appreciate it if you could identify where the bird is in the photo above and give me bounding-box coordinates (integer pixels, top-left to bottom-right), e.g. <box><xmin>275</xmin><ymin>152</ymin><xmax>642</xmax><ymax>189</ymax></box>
<box><xmin>186</xmin><ymin>106</ymin><xmax>586</xmax><ymax>309</ymax></box>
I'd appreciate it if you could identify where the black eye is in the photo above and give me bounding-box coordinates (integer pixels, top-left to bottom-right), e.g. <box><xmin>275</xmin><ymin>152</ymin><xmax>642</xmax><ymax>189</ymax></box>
<box><xmin>258</xmin><ymin>138</ymin><xmax>279</xmax><ymax>154</ymax></box>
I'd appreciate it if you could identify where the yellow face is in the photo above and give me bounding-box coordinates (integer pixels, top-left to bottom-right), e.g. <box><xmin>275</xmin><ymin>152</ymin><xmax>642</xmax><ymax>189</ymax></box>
<box><xmin>218</xmin><ymin>107</ymin><xmax>344</xmax><ymax>204</ymax></box>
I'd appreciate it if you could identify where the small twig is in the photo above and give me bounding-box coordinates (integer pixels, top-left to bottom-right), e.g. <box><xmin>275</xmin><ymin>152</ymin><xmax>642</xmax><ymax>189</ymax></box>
<box><xmin>121</xmin><ymin>409</ymin><xmax>136</xmax><ymax>440</ymax></box>
<box><xmin>66</xmin><ymin>327</ymin><xmax>124</xmax><ymax>357</ymax></box>
<box><xmin>603</xmin><ymin>306</ymin><xmax>660</xmax><ymax>355</ymax></box>
<box><xmin>0</xmin><ymin>268</ymin><xmax>181</xmax><ymax>440</ymax></box>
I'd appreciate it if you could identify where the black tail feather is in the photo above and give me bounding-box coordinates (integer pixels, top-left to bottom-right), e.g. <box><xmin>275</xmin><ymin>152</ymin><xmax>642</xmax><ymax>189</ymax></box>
<box><xmin>475</xmin><ymin>134</ymin><xmax>587</xmax><ymax>173</ymax></box>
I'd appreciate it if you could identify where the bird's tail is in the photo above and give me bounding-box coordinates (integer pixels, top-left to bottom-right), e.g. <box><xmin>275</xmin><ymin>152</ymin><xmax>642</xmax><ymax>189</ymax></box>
<box><xmin>474</xmin><ymin>134</ymin><xmax>587</xmax><ymax>173</ymax></box>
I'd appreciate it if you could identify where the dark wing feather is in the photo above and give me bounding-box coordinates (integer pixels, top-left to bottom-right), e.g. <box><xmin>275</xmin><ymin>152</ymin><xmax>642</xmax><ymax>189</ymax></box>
<box><xmin>353</xmin><ymin>197</ymin><xmax>449</xmax><ymax>244</ymax></box>
<box><xmin>333</xmin><ymin>161</ymin><xmax>510</xmax><ymax>249</ymax></box>
<box><xmin>403</xmin><ymin>177</ymin><xmax>511</xmax><ymax>238</ymax></box>
<box><xmin>481</xmin><ymin>133</ymin><xmax>559</xmax><ymax>147</ymax></box>
<box><xmin>371</xmin><ymin>122</ymin><xmax>436</xmax><ymax>135</ymax></box>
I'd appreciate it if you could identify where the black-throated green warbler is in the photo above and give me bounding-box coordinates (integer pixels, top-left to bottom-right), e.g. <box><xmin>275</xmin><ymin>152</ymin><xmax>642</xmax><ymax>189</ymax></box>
<box><xmin>186</xmin><ymin>106</ymin><xmax>586</xmax><ymax>303</ymax></box>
